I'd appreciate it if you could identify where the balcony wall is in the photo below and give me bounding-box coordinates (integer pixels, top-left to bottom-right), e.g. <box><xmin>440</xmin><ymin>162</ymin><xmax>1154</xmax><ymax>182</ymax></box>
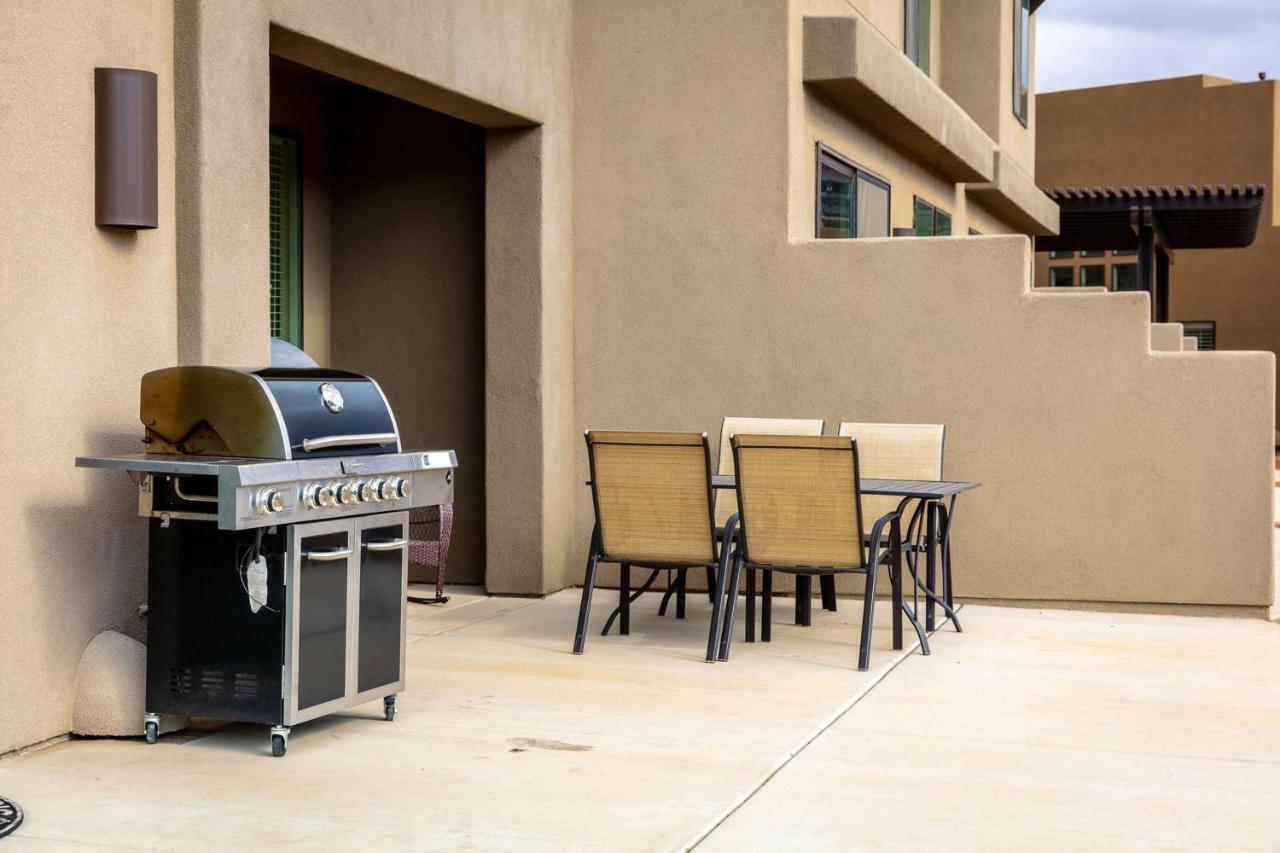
<box><xmin>573</xmin><ymin>0</ymin><xmax>1275</xmax><ymax>608</ymax></box>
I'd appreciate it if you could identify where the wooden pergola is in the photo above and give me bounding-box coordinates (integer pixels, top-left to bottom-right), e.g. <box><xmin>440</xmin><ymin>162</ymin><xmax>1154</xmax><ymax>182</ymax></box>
<box><xmin>1035</xmin><ymin>184</ymin><xmax>1266</xmax><ymax>321</ymax></box>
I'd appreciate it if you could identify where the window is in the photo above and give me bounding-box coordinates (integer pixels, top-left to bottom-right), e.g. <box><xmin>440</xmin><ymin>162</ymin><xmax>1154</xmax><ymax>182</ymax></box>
<box><xmin>913</xmin><ymin>196</ymin><xmax>951</xmax><ymax>236</ymax></box>
<box><xmin>1080</xmin><ymin>250</ymin><xmax>1104</xmax><ymax>258</ymax></box>
<box><xmin>1049</xmin><ymin>250</ymin><xmax>1073</xmax><ymax>259</ymax></box>
<box><xmin>1049</xmin><ymin>267</ymin><xmax>1074</xmax><ymax>287</ymax></box>
<box><xmin>1111</xmin><ymin>263</ymin><xmax>1138</xmax><ymax>291</ymax></box>
<box><xmin>968</xmin><ymin>228</ymin><xmax>982</xmax><ymax>236</ymax></box>
<box><xmin>904</xmin><ymin>0</ymin><xmax>931</xmax><ymax>75</ymax></box>
<box><xmin>1012</xmin><ymin>0</ymin><xmax>1030</xmax><ymax>126</ymax></box>
<box><xmin>816</xmin><ymin>146</ymin><xmax>890</xmax><ymax>239</ymax></box>
<box><xmin>1080</xmin><ymin>265</ymin><xmax>1105</xmax><ymax>286</ymax></box>
<box><xmin>1112</xmin><ymin>249</ymin><xmax>1137</xmax><ymax>256</ymax></box>
<box><xmin>1183</xmin><ymin>321</ymin><xmax>1216</xmax><ymax>350</ymax></box>
<box><xmin>269</xmin><ymin>132</ymin><xmax>302</xmax><ymax>346</ymax></box>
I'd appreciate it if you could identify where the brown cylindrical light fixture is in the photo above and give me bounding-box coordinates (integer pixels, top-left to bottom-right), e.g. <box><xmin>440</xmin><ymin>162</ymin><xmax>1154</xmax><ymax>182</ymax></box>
<box><xmin>95</xmin><ymin>68</ymin><xmax>157</xmax><ymax>229</ymax></box>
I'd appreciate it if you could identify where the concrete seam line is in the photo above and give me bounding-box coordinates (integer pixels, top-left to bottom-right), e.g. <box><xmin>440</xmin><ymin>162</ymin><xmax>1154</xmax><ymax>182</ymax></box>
<box><xmin>679</xmin><ymin>612</ymin><xmax>959</xmax><ymax>852</ymax></box>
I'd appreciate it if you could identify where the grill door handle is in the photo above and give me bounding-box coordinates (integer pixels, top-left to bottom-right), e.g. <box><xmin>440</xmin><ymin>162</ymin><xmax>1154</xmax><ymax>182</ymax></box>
<box><xmin>299</xmin><ymin>432</ymin><xmax>398</xmax><ymax>452</ymax></box>
<box><xmin>301</xmin><ymin>546</ymin><xmax>353</xmax><ymax>562</ymax></box>
<box><xmin>363</xmin><ymin>538</ymin><xmax>408</xmax><ymax>552</ymax></box>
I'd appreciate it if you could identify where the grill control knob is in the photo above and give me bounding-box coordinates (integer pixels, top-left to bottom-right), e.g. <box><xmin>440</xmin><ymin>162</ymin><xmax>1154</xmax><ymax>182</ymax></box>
<box><xmin>395</xmin><ymin>477</ymin><xmax>411</xmax><ymax>499</ymax></box>
<box><xmin>325</xmin><ymin>482</ymin><xmax>345</xmax><ymax>507</ymax></box>
<box><xmin>257</xmin><ymin>488</ymin><xmax>284</xmax><ymax>514</ymax></box>
<box><xmin>335</xmin><ymin>482</ymin><xmax>358</xmax><ymax>506</ymax></box>
<box><xmin>356</xmin><ymin>481</ymin><xmax>376</xmax><ymax>503</ymax></box>
<box><xmin>377</xmin><ymin>479</ymin><xmax>398</xmax><ymax>501</ymax></box>
<box><xmin>317</xmin><ymin>484</ymin><xmax>334</xmax><ymax>508</ymax></box>
<box><xmin>302</xmin><ymin>483</ymin><xmax>322</xmax><ymax>509</ymax></box>
<box><xmin>368</xmin><ymin>480</ymin><xmax>386</xmax><ymax>502</ymax></box>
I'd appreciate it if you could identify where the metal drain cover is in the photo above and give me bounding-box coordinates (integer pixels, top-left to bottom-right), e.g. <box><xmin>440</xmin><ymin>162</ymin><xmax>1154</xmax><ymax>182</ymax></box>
<box><xmin>0</xmin><ymin>795</ymin><xmax>22</xmax><ymax>839</ymax></box>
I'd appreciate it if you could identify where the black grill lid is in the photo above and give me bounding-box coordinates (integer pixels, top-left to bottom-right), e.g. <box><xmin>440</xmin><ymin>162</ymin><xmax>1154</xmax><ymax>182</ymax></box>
<box><xmin>140</xmin><ymin>366</ymin><xmax>400</xmax><ymax>459</ymax></box>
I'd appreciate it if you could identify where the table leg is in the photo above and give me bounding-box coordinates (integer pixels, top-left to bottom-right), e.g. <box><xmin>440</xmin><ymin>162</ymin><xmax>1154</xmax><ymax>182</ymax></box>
<box><xmin>619</xmin><ymin>563</ymin><xmax>631</xmax><ymax>635</ymax></box>
<box><xmin>762</xmin><ymin>570</ymin><xmax>772</xmax><ymax>642</ymax></box>
<box><xmin>925</xmin><ymin>504</ymin><xmax>938</xmax><ymax>632</ymax></box>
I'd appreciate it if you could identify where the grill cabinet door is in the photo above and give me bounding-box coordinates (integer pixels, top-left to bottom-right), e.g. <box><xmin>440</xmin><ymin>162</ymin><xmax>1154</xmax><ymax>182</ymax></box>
<box><xmin>287</xmin><ymin>519</ymin><xmax>356</xmax><ymax>721</ymax></box>
<box><xmin>357</xmin><ymin>513</ymin><xmax>408</xmax><ymax>694</ymax></box>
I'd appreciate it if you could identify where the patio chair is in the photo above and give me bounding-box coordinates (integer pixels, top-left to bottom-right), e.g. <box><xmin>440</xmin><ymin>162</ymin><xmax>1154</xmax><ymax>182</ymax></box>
<box><xmin>407</xmin><ymin>503</ymin><xmax>453</xmax><ymax>605</ymax></box>
<box><xmin>837</xmin><ymin>422</ymin><xmax>955</xmax><ymax>630</ymax></box>
<box><xmin>717</xmin><ymin>434</ymin><xmax>902</xmax><ymax>670</ymax></box>
<box><xmin>697</xmin><ymin>417</ymin><xmax>828</xmax><ymax>626</ymax></box>
<box><xmin>574</xmin><ymin>431</ymin><xmax>738</xmax><ymax>662</ymax></box>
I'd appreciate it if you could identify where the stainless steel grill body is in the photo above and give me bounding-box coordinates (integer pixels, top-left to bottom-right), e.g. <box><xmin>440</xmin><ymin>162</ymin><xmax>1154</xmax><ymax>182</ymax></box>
<box><xmin>77</xmin><ymin>366</ymin><xmax>457</xmax><ymax>756</ymax></box>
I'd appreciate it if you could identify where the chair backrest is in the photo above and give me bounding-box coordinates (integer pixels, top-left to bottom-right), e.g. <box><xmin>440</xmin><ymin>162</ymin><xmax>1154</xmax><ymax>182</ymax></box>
<box><xmin>715</xmin><ymin>417</ymin><xmax>825</xmax><ymax>527</ymax></box>
<box><xmin>585</xmin><ymin>431</ymin><xmax>716</xmax><ymax>564</ymax></box>
<box><xmin>731</xmin><ymin>434</ymin><xmax>865</xmax><ymax>569</ymax></box>
<box><xmin>837</xmin><ymin>423</ymin><xmax>944</xmax><ymax>536</ymax></box>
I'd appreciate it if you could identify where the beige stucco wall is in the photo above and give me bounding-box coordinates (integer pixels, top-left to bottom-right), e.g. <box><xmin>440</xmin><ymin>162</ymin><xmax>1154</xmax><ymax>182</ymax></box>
<box><xmin>573</xmin><ymin>1</ymin><xmax>1275</xmax><ymax>609</ymax></box>
<box><xmin>1035</xmin><ymin>76</ymin><xmax>1280</xmax><ymax>428</ymax></box>
<box><xmin>177</xmin><ymin>0</ymin><xmax>577</xmax><ymax>595</ymax></box>
<box><xmin>0</xmin><ymin>0</ymin><xmax>176</xmax><ymax>753</ymax></box>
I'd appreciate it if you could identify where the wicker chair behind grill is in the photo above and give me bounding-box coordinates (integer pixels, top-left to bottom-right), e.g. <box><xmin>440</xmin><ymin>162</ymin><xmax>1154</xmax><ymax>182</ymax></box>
<box><xmin>408</xmin><ymin>503</ymin><xmax>453</xmax><ymax>604</ymax></box>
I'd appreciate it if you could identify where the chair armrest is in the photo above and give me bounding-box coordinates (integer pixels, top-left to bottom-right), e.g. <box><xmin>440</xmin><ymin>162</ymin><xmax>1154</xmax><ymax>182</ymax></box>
<box><xmin>866</xmin><ymin>509</ymin><xmax>900</xmax><ymax>565</ymax></box>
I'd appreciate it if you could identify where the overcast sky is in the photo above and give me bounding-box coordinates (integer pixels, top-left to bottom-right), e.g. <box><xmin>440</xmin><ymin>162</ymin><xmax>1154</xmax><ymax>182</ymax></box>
<box><xmin>1036</xmin><ymin>0</ymin><xmax>1280</xmax><ymax>93</ymax></box>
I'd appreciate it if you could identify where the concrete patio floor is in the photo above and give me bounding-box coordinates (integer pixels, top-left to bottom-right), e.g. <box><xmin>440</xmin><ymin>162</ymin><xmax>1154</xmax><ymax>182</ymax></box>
<box><xmin>1</xmin><ymin>587</ymin><xmax>1278</xmax><ymax>851</ymax></box>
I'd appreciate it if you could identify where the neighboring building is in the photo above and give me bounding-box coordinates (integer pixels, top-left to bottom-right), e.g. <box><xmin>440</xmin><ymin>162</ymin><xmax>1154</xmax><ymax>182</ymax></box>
<box><xmin>1034</xmin><ymin>74</ymin><xmax>1280</xmax><ymax>425</ymax></box>
<box><xmin>0</xmin><ymin>1</ymin><xmax>1273</xmax><ymax>758</ymax></box>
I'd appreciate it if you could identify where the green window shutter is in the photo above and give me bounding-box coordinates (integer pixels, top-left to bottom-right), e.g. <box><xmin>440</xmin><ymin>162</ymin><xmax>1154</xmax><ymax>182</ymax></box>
<box><xmin>934</xmin><ymin>208</ymin><xmax>951</xmax><ymax>236</ymax></box>
<box><xmin>913</xmin><ymin>197</ymin><xmax>934</xmax><ymax>236</ymax></box>
<box><xmin>269</xmin><ymin>133</ymin><xmax>302</xmax><ymax>346</ymax></box>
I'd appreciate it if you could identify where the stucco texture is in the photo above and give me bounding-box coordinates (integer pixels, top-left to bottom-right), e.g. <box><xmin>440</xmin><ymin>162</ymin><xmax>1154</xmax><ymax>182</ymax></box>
<box><xmin>573</xmin><ymin>1</ymin><xmax>1275</xmax><ymax>607</ymax></box>
<box><xmin>0</xmin><ymin>0</ymin><xmax>176</xmax><ymax>753</ymax></box>
<box><xmin>1035</xmin><ymin>75</ymin><xmax>1280</xmax><ymax>429</ymax></box>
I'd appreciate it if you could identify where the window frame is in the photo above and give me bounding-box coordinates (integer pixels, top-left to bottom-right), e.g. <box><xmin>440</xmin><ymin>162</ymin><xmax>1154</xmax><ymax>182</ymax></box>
<box><xmin>912</xmin><ymin>195</ymin><xmax>951</xmax><ymax>237</ymax></box>
<box><xmin>1048</xmin><ymin>266</ymin><xmax>1074</xmax><ymax>288</ymax></box>
<box><xmin>1182</xmin><ymin>320</ymin><xmax>1216</xmax><ymax>351</ymax></box>
<box><xmin>1079</xmin><ymin>264</ymin><xmax>1105</xmax><ymax>287</ymax></box>
<box><xmin>904</xmin><ymin>0</ymin><xmax>932</xmax><ymax>75</ymax></box>
<box><xmin>1111</xmin><ymin>262</ymin><xmax>1138</xmax><ymax>292</ymax></box>
<box><xmin>269</xmin><ymin>129</ymin><xmax>303</xmax><ymax>348</ymax></box>
<box><xmin>1012</xmin><ymin>0</ymin><xmax>1030</xmax><ymax>127</ymax></box>
<box><xmin>815</xmin><ymin>143</ymin><xmax>892</xmax><ymax>239</ymax></box>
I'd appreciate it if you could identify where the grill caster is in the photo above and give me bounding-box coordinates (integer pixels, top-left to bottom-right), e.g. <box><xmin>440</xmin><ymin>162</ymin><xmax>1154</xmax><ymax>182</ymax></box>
<box><xmin>144</xmin><ymin>713</ymin><xmax>161</xmax><ymax>744</ymax></box>
<box><xmin>270</xmin><ymin>725</ymin><xmax>290</xmax><ymax>758</ymax></box>
<box><xmin>383</xmin><ymin>695</ymin><xmax>397</xmax><ymax>722</ymax></box>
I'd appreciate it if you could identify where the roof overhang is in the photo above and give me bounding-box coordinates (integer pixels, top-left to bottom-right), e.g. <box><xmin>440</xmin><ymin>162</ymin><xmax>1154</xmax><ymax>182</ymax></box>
<box><xmin>1035</xmin><ymin>184</ymin><xmax>1265</xmax><ymax>253</ymax></box>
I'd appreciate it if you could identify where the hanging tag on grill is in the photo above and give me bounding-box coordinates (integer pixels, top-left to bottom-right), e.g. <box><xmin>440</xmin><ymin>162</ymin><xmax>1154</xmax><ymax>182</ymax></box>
<box><xmin>246</xmin><ymin>556</ymin><xmax>269</xmax><ymax>614</ymax></box>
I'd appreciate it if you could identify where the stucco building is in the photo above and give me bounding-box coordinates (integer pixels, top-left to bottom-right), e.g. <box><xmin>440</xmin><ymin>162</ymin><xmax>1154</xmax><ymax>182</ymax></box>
<box><xmin>1034</xmin><ymin>74</ymin><xmax>1280</xmax><ymax>427</ymax></box>
<box><xmin>0</xmin><ymin>0</ymin><xmax>1274</xmax><ymax>758</ymax></box>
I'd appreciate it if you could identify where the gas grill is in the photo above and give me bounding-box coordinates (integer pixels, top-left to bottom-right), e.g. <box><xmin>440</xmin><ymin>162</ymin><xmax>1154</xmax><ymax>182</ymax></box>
<box><xmin>77</xmin><ymin>366</ymin><xmax>456</xmax><ymax>757</ymax></box>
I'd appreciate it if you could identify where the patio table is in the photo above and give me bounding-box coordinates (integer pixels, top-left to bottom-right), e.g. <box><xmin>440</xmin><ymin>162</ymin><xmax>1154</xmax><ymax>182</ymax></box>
<box><xmin>707</xmin><ymin>475</ymin><xmax>980</xmax><ymax>652</ymax></box>
<box><xmin>585</xmin><ymin>474</ymin><xmax>980</xmax><ymax>654</ymax></box>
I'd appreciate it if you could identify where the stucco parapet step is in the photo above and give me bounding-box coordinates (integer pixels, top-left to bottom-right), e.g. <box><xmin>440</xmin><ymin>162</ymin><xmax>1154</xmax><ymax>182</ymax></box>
<box><xmin>966</xmin><ymin>150</ymin><xmax>1060</xmax><ymax>236</ymax></box>
<box><xmin>802</xmin><ymin>15</ymin><xmax>995</xmax><ymax>183</ymax></box>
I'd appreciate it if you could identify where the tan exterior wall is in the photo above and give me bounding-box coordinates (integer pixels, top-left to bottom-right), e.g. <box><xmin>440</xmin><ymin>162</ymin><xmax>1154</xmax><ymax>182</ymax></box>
<box><xmin>0</xmin><ymin>0</ymin><xmax>177</xmax><ymax>753</ymax></box>
<box><xmin>573</xmin><ymin>2</ymin><xmax>1274</xmax><ymax>610</ymax></box>
<box><xmin>1035</xmin><ymin>75</ymin><xmax>1280</xmax><ymax>428</ymax></box>
<box><xmin>177</xmin><ymin>0</ymin><xmax>578</xmax><ymax>599</ymax></box>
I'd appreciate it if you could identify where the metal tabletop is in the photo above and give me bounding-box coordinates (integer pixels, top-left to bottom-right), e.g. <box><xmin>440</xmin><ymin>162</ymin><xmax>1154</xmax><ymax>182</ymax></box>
<box><xmin>708</xmin><ymin>474</ymin><xmax>979</xmax><ymax>499</ymax></box>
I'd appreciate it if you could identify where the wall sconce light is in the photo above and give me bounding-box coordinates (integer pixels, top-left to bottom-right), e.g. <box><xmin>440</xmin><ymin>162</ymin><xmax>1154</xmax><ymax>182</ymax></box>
<box><xmin>95</xmin><ymin>68</ymin><xmax>157</xmax><ymax>229</ymax></box>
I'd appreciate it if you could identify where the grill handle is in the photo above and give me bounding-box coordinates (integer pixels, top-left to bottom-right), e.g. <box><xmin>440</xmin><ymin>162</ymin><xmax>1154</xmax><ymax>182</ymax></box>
<box><xmin>298</xmin><ymin>432</ymin><xmax>398</xmax><ymax>452</ymax></box>
<box><xmin>301</xmin><ymin>547</ymin><xmax>353</xmax><ymax>562</ymax></box>
<box><xmin>363</xmin><ymin>538</ymin><xmax>408</xmax><ymax>552</ymax></box>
